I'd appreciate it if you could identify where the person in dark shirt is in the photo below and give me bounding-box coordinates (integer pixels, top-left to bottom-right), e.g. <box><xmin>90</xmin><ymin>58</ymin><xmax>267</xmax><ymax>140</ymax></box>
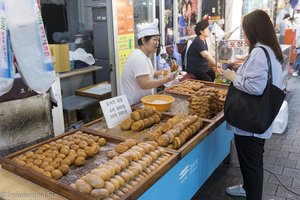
<box><xmin>186</xmin><ymin>20</ymin><xmax>220</xmax><ymax>81</ymax></box>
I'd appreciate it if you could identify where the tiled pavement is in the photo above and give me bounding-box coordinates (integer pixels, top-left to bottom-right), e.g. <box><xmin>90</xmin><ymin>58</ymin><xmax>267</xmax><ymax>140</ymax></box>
<box><xmin>192</xmin><ymin>76</ymin><xmax>300</xmax><ymax>200</ymax></box>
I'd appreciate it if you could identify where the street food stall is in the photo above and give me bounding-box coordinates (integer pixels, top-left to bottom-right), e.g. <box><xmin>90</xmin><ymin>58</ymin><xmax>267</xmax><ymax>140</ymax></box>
<box><xmin>0</xmin><ymin>80</ymin><xmax>232</xmax><ymax>200</ymax></box>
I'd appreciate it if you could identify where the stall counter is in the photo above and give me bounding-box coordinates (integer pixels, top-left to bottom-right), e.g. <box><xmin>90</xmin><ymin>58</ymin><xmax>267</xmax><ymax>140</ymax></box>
<box><xmin>139</xmin><ymin>122</ymin><xmax>233</xmax><ymax>200</ymax></box>
<box><xmin>0</xmin><ymin>121</ymin><xmax>233</xmax><ymax>200</ymax></box>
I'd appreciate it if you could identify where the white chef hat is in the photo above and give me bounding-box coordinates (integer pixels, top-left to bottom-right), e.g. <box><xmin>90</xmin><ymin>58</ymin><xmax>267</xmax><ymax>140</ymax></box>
<box><xmin>136</xmin><ymin>19</ymin><xmax>160</xmax><ymax>39</ymax></box>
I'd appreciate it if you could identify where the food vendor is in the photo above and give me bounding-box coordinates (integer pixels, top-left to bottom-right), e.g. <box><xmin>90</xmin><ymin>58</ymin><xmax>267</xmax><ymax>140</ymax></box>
<box><xmin>186</xmin><ymin>20</ymin><xmax>221</xmax><ymax>82</ymax></box>
<box><xmin>121</xmin><ymin>19</ymin><xmax>177</xmax><ymax>105</ymax></box>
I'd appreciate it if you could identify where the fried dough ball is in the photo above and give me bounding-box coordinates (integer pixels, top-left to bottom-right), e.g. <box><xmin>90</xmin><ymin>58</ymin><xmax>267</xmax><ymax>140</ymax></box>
<box><xmin>32</xmin><ymin>154</ymin><xmax>40</xmax><ymax>160</ymax></box>
<box><xmin>131</xmin><ymin>120</ymin><xmax>144</xmax><ymax>131</ymax></box>
<box><xmin>77</xmin><ymin>151</ymin><xmax>87</xmax><ymax>159</ymax></box>
<box><xmin>56</xmin><ymin>153</ymin><xmax>66</xmax><ymax>159</ymax></box>
<box><xmin>53</xmin><ymin>143</ymin><xmax>62</xmax><ymax>151</ymax></box>
<box><xmin>104</xmin><ymin>181</ymin><xmax>116</xmax><ymax>194</ymax></box>
<box><xmin>51</xmin><ymin>169</ymin><xmax>63</xmax><ymax>180</ymax></box>
<box><xmin>40</xmin><ymin>161</ymin><xmax>50</xmax><ymax>169</ymax></box>
<box><xmin>60</xmin><ymin>148</ymin><xmax>69</xmax><ymax>156</ymax></box>
<box><xmin>43</xmin><ymin>171</ymin><xmax>52</xmax><ymax>178</ymax></box>
<box><xmin>53</xmin><ymin>157</ymin><xmax>63</xmax><ymax>164</ymax></box>
<box><xmin>44</xmin><ymin>165</ymin><xmax>55</xmax><ymax>172</ymax></box>
<box><xmin>33</xmin><ymin>159</ymin><xmax>42</xmax><ymax>167</ymax></box>
<box><xmin>25</xmin><ymin>151</ymin><xmax>34</xmax><ymax>158</ymax></box>
<box><xmin>74</xmin><ymin>139</ymin><xmax>81</xmax><ymax>145</ymax></box>
<box><xmin>121</xmin><ymin>139</ymin><xmax>136</xmax><ymax>148</ymax></box>
<box><xmin>25</xmin><ymin>162</ymin><xmax>34</xmax><ymax>168</ymax></box>
<box><xmin>50</xmin><ymin>161</ymin><xmax>60</xmax><ymax>169</ymax></box>
<box><xmin>74</xmin><ymin>156</ymin><xmax>85</xmax><ymax>166</ymax></box>
<box><xmin>120</xmin><ymin>118</ymin><xmax>134</xmax><ymax>131</ymax></box>
<box><xmin>15</xmin><ymin>160</ymin><xmax>26</xmax><ymax>166</ymax></box>
<box><xmin>92</xmin><ymin>135</ymin><xmax>100</xmax><ymax>142</ymax></box>
<box><xmin>107</xmin><ymin>150</ymin><xmax>120</xmax><ymax>159</ymax></box>
<box><xmin>79</xmin><ymin>141</ymin><xmax>88</xmax><ymax>149</ymax></box>
<box><xmin>35</xmin><ymin>168</ymin><xmax>45</xmax><ymax>174</ymax></box>
<box><xmin>91</xmin><ymin>169</ymin><xmax>110</xmax><ymax>181</ymax></box>
<box><xmin>84</xmin><ymin>173</ymin><xmax>104</xmax><ymax>189</ymax></box>
<box><xmin>113</xmin><ymin>175</ymin><xmax>125</xmax><ymax>186</ymax></box>
<box><xmin>85</xmin><ymin>147</ymin><xmax>94</xmax><ymax>157</ymax></box>
<box><xmin>119</xmin><ymin>171</ymin><xmax>130</xmax><ymax>182</ymax></box>
<box><xmin>18</xmin><ymin>155</ymin><xmax>27</xmax><ymax>161</ymax></box>
<box><xmin>58</xmin><ymin>164</ymin><xmax>69</xmax><ymax>174</ymax></box>
<box><xmin>62</xmin><ymin>158</ymin><xmax>72</xmax><ymax>166</ymax></box>
<box><xmin>112</xmin><ymin>159</ymin><xmax>127</xmax><ymax>170</ymax></box>
<box><xmin>44</xmin><ymin>157</ymin><xmax>53</xmax><ymax>163</ymax></box>
<box><xmin>130</xmin><ymin>111</ymin><xmax>141</xmax><ymax>121</ymax></box>
<box><xmin>98</xmin><ymin>138</ymin><xmax>107</xmax><ymax>146</ymax></box>
<box><xmin>109</xmin><ymin>178</ymin><xmax>120</xmax><ymax>190</ymax></box>
<box><xmin>90</xmin><ymin>188</ymin><xmax>109</xmax><ymax>198</ymax></box>
<box><xmin>131</xmin><ymin>146</ymin><xmax>145</xmax><ymax>156</ymax></box>
<box><xmin>115</xmin><ymin>144</ymin><xmax>129</xmax><ymax>154</ymax></box>
<box><xmin>75</xmin><ymin>179</ymin><xmax>92</xmax><ymax>194</ymax></box>
<box><xmin>86</xmin><ymin>138</ymin><xmax>95</xmax><ymax>146</ymax></box>
<box><xmin>153</xmin><ymin>114</ymin><xmax>161</xmax><ymax>124</ymax></box>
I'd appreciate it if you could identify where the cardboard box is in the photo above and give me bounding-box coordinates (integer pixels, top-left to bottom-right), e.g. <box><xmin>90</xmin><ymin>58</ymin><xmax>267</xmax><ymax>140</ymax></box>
<box><xmin>49</xmin><ymin>44</ymin><xmax>70</xmax><ymax>72</ymax></box>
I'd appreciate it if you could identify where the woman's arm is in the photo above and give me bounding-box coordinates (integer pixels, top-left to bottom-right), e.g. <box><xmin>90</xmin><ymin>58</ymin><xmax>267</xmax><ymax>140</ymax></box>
<box><xmin>200</xmin><ymin>50</ymin><xmax>221</xmax><ymax>67</ymax></box>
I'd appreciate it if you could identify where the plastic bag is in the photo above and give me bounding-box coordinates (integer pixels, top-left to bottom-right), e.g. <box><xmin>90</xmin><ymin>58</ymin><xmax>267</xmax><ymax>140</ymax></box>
<box><xmin>69</xmin><ymin>48</ymin><xmax>95</xmax><ymax>65</ymax></box>
<box><xmin>156</xmin><ymin>45</ymin><xmax>169</xmax><ymax>70</ymax></box>
<box><xmin>5</xmin><ymin>0</ymin><xmax>56</xmax><ymax>93</ymax></box>
<box><xmin>0</xmin><ymin>0</ymin><xmax>14</xmax><ymax>96</ymax></box>
<box><xmin>273</xmin><ymin>100</ymin><xmax>288</xmax><ymax>134</ymax></box>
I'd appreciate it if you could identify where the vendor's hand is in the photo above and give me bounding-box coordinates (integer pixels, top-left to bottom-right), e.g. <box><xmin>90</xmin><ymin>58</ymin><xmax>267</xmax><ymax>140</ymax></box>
<box><xmin>167</xmin><ymin>71</ymin><xmax>177</xmax><ymax>81</ymax></box>
<box><xmin>222</xmin><ymin>69</ymin><xmax>236</xmax><ymax>82</ymax></box>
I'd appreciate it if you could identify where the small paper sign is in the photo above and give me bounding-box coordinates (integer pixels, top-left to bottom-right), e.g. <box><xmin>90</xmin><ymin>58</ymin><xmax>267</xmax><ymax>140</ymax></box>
<box><xmin>100</xmin><ymin>95</ymin><xmax>132</xmax><ymax>128</ymax></box>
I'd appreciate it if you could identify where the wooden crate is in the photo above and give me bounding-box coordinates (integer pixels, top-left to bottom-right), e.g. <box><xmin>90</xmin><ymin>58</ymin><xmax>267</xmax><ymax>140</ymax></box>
<box><xmin>0</xmin><ymin>129</ymin><xmax>178</xmax><ymax>200</ymax></box>
<box><xmin>82</xmin><ymin>115</ymin><xmax>219</xmax><ymax>159</ymax></box>
<box><xmin>75</xmin><ymin>82</ymin><xmax>111</xmax><ymax>100</ymax></box>
<box><xmin>164</xmin><ymin>79</ymin><xmax>229</xmax><ymax>98</ymax></box>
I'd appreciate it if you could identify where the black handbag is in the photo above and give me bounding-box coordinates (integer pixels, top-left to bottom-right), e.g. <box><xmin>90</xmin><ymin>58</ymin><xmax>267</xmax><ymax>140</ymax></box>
<box><xmin>224</xmin><ymin>46</ymin><xmax>286</xmax><ymax>134</ymax></box>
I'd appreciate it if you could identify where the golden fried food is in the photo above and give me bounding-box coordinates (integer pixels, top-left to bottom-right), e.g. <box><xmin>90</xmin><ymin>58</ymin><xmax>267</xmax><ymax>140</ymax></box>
<box><xmin>74</xmin><ymin>156</ymin><xmax>85</xmax><ymax>166</ymax></box>
<box><xmin>131</xmin><ymin>120</ymin><xmax>144</xmax><ymax>131</ymax></box>
<box><xmin>120</xmin><ymin>118</ymin><xmax>134</xmax><ymax>130</ymax></box>
<box><xmin>130</xmin><ymin>111</ymin><xmax>141</xmax><ymax>121</ymax></box>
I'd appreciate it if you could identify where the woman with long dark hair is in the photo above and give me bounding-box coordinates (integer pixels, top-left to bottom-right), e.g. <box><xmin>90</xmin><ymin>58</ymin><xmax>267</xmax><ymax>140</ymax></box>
<box><xmin>223</xmin><ymin>10</ymin><xmax>283</xmax><ymax>200</ymax></box>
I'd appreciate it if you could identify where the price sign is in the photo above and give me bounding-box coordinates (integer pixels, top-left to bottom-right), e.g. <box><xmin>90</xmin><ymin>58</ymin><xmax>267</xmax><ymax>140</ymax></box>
<box><xmin>100</xmin><ymin>95</ymin><xmax>132</xmax><ymax>128</ymax></box>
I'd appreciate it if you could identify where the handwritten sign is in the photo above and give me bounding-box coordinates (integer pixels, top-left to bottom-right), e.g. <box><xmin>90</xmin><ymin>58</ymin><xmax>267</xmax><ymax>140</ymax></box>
<box><xmin>227</xmin><ymin>40</ymin><xmax>248</xmax><ymax>48</ymax></box>
<box><xmin>100</xmin><ymin>95</ymin><xmax>132</xmax><ymax>128</ymax></box>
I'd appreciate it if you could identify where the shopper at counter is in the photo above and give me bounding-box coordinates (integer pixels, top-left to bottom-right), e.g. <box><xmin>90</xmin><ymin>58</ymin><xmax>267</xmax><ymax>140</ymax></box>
<box><xmin>222</xmin><ymin>10</ymin><xmax>284</xmax><ymax>200</ymax></box>
<box><xmin>121</xmin><ymin>19</ymin><xmax>177</xmax><ymax>105</ymax></box>
<box><xmin>186</xmin><ymin>20</ymin><xmax>220</xmax><ymax>82</ymax></box>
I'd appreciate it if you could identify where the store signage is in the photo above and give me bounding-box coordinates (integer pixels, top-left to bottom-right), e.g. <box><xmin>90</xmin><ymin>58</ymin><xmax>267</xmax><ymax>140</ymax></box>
<box><xmin>100</xmin><ymin>95</ymin><xmax>132</xmax><ymax>128</ymax></box>
<box><xmin>228</xmin><ymin>40</ymin><xmax>248</xmax><ymax>48</ymax></box>
<box><xmin>116</xmin><ymin>0</ymin><xmax>135</xmax><ymax>76</ymax></box>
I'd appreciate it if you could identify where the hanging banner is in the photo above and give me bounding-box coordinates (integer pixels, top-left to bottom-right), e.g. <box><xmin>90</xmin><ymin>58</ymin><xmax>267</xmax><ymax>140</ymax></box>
<box><xmin>116</xmin><ymin>0</ymin><xmax>135</xmax><ymax>76</ymax></box>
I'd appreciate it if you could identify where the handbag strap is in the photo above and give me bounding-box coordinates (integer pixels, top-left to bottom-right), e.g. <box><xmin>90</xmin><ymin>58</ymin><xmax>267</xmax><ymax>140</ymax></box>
<box><xmin>257</xmin><ymin>46</ymin><xmax>272</xmax><ymax>84</ymax></box>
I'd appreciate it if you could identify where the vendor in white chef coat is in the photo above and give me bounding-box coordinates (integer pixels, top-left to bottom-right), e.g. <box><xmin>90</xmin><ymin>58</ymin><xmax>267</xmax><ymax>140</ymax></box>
<box><xmin>121</xmin><ymin>19</ymin><xmax>177</xmax><ymax>105</ymax></box>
